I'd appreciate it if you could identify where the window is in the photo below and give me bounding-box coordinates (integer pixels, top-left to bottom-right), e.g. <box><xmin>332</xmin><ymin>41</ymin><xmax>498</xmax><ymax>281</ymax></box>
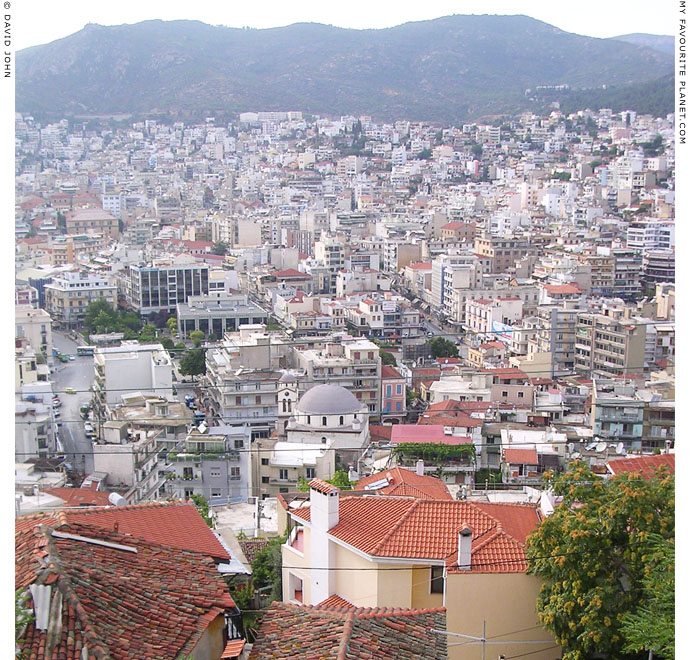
<box><xmin>430</xmin><ymin>566</ymin><xmax>444</xmax><ymax>594</ymax></box>
<box><xmin>262</xmin><ymin>476</ymin><xmax>270</xmax><ymax>484</ymax></box>
<box><xmin>322</xmin><ymin>416</ymin><xmax>328</xmax><ymax>426</ymax></box>
<box><xmin>307</xmin><ymin>415</ymin><xmax>311</xmax><ymax>424</ymax></box>
<box><xmin>261</xmin><ymin>458</ymin><xmax>269</xmax><ymax>465</ymax></box>
<box><xmin>184</xmin><ymin>489</ymin><xmax>194</xmax><ymax>498</ymax></box>
<box><xmin>230</xmin><ymin>467</ymin><xmax>240</xmax><ymax>480</ymax></box>
<box><xmin>279</xmin><ymin>469</ymin><xmax>289</xmax><ymax>480</ymax></box>
<box><xmin>234</xmin><ymin>438</ymin><xmax>244</xmax><ymax>449</ymax></box>
<box><xmin>211</xmin><ymin>489</ymin><xmax>222</xmax><ymax>498</ymax></box>
<box><xmin>210</xmin><ymin>468</ymin><xmax>221</xmax><ymax>478</ymax></box>
<box><xmin>306</xmin><ymin>468</ymin><xmax>315</xmax><ymax>479</ymax></box>
<box><xmin>339</xmin><ymin>415</ymin><xmax>344</xmax><ymax>426</ymax></box>
<box><xmin>386</xmin><ymin>385</ymin><xmax>392</xmax><ymax>398</ymax></box>
<box><xmin>518</xmin><ymin>391</ymin><xmax>524</xmax><ymax>399</ymax></box>
<box><xmin>396</xmin><ymin>384</ymin><xmax>403</xmax><ymax>395</ymax></box>
<box><xmin>502</xmin><ymin>391</ymin><xmax>509</xmax><ymax>397</ymax></box>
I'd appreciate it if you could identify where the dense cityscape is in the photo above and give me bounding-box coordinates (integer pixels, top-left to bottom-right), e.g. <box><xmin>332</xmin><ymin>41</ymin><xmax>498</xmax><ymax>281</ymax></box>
<box><xmin>14</xmin><ymin>41</ymin><xmax>675</xmax><ymax>660</ymax></box>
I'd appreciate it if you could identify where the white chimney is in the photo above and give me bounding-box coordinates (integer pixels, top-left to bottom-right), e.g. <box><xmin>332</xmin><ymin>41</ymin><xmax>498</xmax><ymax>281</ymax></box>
<box><xmin>416</xmin><ymin>459</ymin><xmax>424</xmax><ymax>476</ymax></box>
<box><xmin>458</xmin><ymin>526</ymin><xmax>472</xmax><ymax>571</ymax></box>
<box><xmin>308</xmin><ymin>479</ymin><xmax>339</xmax><ymax>605</ymax></box>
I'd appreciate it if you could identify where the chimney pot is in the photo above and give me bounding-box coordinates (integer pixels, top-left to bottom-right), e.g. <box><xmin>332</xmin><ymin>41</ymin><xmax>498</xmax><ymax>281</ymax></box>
<box><xmin>415</xmin><ymin>459</ymin><xmax>424</xmax><ymax>476</ymax></box>
<box><xmin>458</xmin><ymin>526</ymin><xmax>472</xmax><ymax>571</ymax></box>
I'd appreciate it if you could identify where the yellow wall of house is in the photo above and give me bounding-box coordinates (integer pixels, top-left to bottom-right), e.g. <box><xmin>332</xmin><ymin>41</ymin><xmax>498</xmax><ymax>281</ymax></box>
<box><xmin>410</xmin><ymin>566</ymin><xmax>444</xmax><ymax>610</ymax></box>
<box><xmin>376</xmin><ymin>563</ymin><xmax>413</xmax><ymax>608</ymax></box>
<box><xmin>334</xmin><ymin>543</ymin><xmax>381</xmax><ymax>608</ymax></box>
<box><xmin>445</xmin><ymin>573</ymin><xmax>558</xmax><ymax>660</ymax></box>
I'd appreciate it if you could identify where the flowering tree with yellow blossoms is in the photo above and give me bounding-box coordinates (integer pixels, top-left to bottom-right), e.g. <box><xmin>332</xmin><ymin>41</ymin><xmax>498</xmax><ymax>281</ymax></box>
<box><xmin>526</xmin><ymin>461</ymin><xmax>674</xmax><ymax>660</ymax></box>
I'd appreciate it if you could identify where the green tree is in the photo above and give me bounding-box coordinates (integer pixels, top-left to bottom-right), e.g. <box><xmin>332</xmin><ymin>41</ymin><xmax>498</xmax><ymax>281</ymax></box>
<box><xmin>326</xmin><ymin>470</ymin><xmax>353</xmax><ymax>490</ymax></box>
<box><xmin>417</xmin><ymin>148</ymin><xmax>432</xmax><ymax>160</ymax></box>
<box><xmin>138</xmin><ymin>324</ymin><xmax>158</xmax><ymax>343</ymax></box>
<box><xmin>212</xmin><ymin>241</ymin><xmax>228</xmax><ymax>256</ymax></box>
<box><xmin>159</xmin><ymin>336</ymin><xmax>175</xmax><ymax>350</ymax></box>
<box><xmin>251</xmin><ymin>535</ymin><xmax>286</xmax><ymax>602</ymax></box>
<box><xmin>190</xmin><ymin>494</ymin><xmax>214</xmax><ymax>528</ymax></box>
<box><xmin>428</xmin><ymin>337</ymin><xmax>458</xmax><ymax>358</ymax></box>
<box><xmin>190</xmin><ymin>330</ymin><xmax>205</xmax><ymax>347</ymax></box>
<box><xmin>179</xmin><ymin>348</ymin><xmax>206</xmax><ymax>378</ymax></box>
<box><xmin>526</xmin><ymin>462</ymin><xmax>674</xmax><ymax>660</ymax></box>
<box><xmin>84</xmin><ymin>298</ymin><xmax>116</xmax><ymax>332</ymax></box>
<box><xmin>619</xmin><ymin>533</ymin><xmax>674</xmax><ymax>659</ymax></box>
<box><xmin>166</xmin><ymin>316</ymin><xmax>178</xmax><ymax>335</ymax></box>
<box><xmin>15</xmin><ymin>589</ymin><xmax>34</xmax><ymax>659</ymax></box>
<box><xmin>297</xmin><ymin>476</ymin><xmax>310</xmax><ymax>491</ymax></box>
<box><xmin>380</xmin><ymin>350</ymin><xmax>397</xmax><ymax>367</ymax></box>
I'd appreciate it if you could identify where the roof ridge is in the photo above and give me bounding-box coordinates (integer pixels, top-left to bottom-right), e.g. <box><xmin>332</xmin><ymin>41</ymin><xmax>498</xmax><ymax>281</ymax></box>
<box><xmin>39</xmin><ymin>526</ymin><xmax>113</xmax><ymax>659</ymax></box>
<box><xmin>336</xmin><ymin>610</ymin><xmax>356</xmax><ymax>660</ymax></box>
<box><xmin>356</xmin><ymin>606</ymin><xmax>446</xmax><ymax>619</ymax></box>
<box><xmin>371</xmin><ymin>499</ymin><xmax>419</xmax><ymax>555</ymax></box>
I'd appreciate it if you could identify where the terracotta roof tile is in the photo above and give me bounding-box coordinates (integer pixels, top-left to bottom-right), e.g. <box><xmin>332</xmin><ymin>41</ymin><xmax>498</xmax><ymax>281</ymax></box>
<box><xmin>16</xmin><ymin>520</ymin><xmax>236</xmax><ymax>660</ymax></box>
<box><xmin>504</xmin><ymin>448</ymin><xmax>539</xmax><ymax>465</ymax></box>
<box><xmin>607</xmin><ymin>454</ymin><xmax>675</xmax><ymax>478</ymax></box>
<box><xmin>63</xmin><ymin>501</ymin><xmax>230</xmax><ymax>560</ymax></box>
<box><xmin>249</xmin><ymin>602</ymin><xmax>447</xmax><ymax>660</ymax></box>
<box><xmin>356</xmin><ymin>468</ymin><xmax>452</xmax><ymax>501</ymax></box>
<box><xmin>290</xmin><ymin>497</ymin><xmax>540</xmax><ymax>573</ymax></box>
<box><xmin>309</xmin><ymin>478</ymin><xmax>339</xmax><ymax>494</ymax></box>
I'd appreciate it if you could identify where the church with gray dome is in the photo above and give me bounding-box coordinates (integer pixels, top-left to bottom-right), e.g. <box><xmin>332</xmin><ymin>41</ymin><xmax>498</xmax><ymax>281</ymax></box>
<box><xmin>285</xmin><ymin>383</ymin><xmax>371</xmax><ymax>464</ymax></box>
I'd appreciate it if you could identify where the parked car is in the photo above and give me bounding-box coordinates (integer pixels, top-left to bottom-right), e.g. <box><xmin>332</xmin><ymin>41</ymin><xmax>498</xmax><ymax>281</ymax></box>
<box><xmin>68</xmin><ymin>355</ymin><xmax>76</xmax><ymax>361</ymax></box>
<box><xmin>64</xmin><ymin>387</ymin><xmax>76</xmax><ymax>394</ymax></box>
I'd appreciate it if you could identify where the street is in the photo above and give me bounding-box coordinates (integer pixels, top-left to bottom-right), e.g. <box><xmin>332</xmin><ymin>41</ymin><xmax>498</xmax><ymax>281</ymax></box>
<box><xmin>52</xmin><ymin>331</ymin><xmax>95</xmax><ymax>475</ymax></box>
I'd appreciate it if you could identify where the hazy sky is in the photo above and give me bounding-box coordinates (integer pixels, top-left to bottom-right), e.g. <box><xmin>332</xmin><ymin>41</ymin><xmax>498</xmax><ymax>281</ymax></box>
<box><xmin>17</xmin><ymin>0</ymin><xmax>675</xmax><ymax>51</ymax></box>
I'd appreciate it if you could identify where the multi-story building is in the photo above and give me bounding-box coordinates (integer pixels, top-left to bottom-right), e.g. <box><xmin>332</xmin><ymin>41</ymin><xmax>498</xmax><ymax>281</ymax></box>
<box><xmin>642</xmin><ymin>249</ymin><xmax>674</xmax><ymax>286</ymax></box>
<box><xmin>44</xmin><ymin>271</ymin><xmax>117</xmax><ymax>328</ymax></box>
<box><xmin>93</xmin><ymin>423</ymin><xmax>167</xmax><ymax>503</ymax></box>
<box><xmin>381</xmin><ymin>365</ymin><xmax>406</xmax><ymax>422</ymax></box>
<box><xmin>464</xmin><ymin>297</ymin><xmax>523</xmax><ymax>339</ymax></box>
<box><xmin>529</xmin><ymin>303</ymin><xmax>579</xmax><ymax>377</ymax></box>
<box><xmin>591</xmin><ymin>379</ymin><xmax>645</xmax><ymax>450</ymax></box>
<box><xmin>204</xmin><ymin>327</ymin><xmax>291</xmax><ymax>439</ymax></box>
<box><xmin>123</xmin><ymin>262</ymin><xmax>210</xmax><ymax>316</ymax></box>
<box><xmin>293</xmin><ymin>338</ymin><xmax>382</xmax><ymax>414</ymax></box>
<box><xmin>165</xmin><ymin>426</ymin><xmax>252</xmax><ymax>503</ymax></box>
<box><xmin>430</xmin><ymin>253</ymin><xmax>481</xmax><ymax>318</ymax></box>
<box><xmin>474</xmin><ymin>234</ymin><xmax>532</xmax><ymax>274</ymax></box>
<box><xmin>93</xmin><ymin>342</ymin><xmax>173</xmax><ymax>414</ymax></box>
<box><xmin>176</xmin><ymin>292</ymin><xmax>269</xmax><ymax>339</ymax></box>
<box><xmin>626</xmin><ymin>220</ymin><xmax>675</xmax><ymax>251</ymax></box>
<box><xmin>314</xmin><ymin>234</ymin><xmax>345</xmax><ymax>293</ymax></box>
<box><xmin>611</xmin><ymin>248</ymin><xmax>643</xmax><ymax>300</ymax></box>
<box><xmin>50</xmin><ymin>234</ymin><xmax>107</xmax><ymax>266</ymax></box>
<box><xmin>65</xmin><ymin>207</ymin><xmax>119</xmax><ymax>237</ymax></box>
<box><xmin>574</xmin><ymin>310</ymin><xmax>647</xmax><ymax>378</ymax></box>
<box><xmin>15</xmin><ymin>305</ymin><xmax>52</xmax><ymax>364</ymax></box>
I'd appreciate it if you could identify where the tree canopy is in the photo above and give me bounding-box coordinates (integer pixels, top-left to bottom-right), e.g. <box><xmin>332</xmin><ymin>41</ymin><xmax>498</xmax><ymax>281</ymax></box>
<box><xmin>83</xmin><ymin>298</ymin><xmax>142</xmax><ymax>337</ymax></box>
<box><xmin>428</xmin><ymin>336</ymin><xmax>458</xmax><ymax>358</ymax></box>
<box><xmin>179</xmin><ymin>348</ymin><xmax>206</xmax><ymax>378</ymax></box>
<box><xmin>526</xmin><ymin>462</ymin><xmax>674</xmax><ymax>660</ymax></box>
<box><xmin>380</xmin><ymin>350</ymin><xmax>397</xmax><ymax>367</ymax></box>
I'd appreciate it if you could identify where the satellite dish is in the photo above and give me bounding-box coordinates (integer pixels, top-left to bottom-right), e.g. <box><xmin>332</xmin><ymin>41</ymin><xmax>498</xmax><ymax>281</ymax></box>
<box><xmin>616</xmin><ymin>442</ymin><xmax>625</xmax><ymax>455</ymax></box>
<box><xmin>596</xmin><ymin>442</ymin><xmax>607</xmax><ymax>453</ymax></box>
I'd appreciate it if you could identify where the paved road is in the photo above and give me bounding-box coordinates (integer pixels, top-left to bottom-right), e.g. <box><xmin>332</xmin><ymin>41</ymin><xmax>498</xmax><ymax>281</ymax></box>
<box><xmin>52</xmin><ymin>332</ymin><xmax>95</xmax><ymax>474</ymax></box>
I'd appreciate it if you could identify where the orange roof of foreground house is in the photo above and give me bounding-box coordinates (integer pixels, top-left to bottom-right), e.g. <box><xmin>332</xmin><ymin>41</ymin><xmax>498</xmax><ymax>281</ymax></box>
<box><xmin>63</xmin><ymin>501</ymin><xmax>230</xmax><ymax>560</ymax></box>
<box><xmin>606</xmin><ymin>453</ymin><xmax>675</xmax><ymax>478</ymax></box>
<box><xmin>356</xmin><ymin>467</ymin><xmax>453</xmax><ymax>500</ymax></box>
<box><xmin>16</xmin><ymin>520</ymin><xmax>235</xmax><ymax>660</ymax></box>
<box><xmin>248</xmin><ymin>601</ymin><xmax>447</xmax><ymax>660</ymax></box>
<box><xmin>290</xmin><ymin>497</ymin><xmax>540</xmax><ymax>573</ymax></box>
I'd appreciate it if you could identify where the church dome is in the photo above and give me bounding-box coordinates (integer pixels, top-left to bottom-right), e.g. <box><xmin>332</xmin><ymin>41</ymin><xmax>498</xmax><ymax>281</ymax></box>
<box><xmin>296</xmin><ymin>384</ymin><xmax>362</xmax><ymax>415</ymax></box>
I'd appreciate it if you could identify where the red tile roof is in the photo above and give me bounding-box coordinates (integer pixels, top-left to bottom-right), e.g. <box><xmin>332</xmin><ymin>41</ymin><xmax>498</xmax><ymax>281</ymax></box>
<box><xmin>504</xmin><ymin>449</ymin><xmax>539</xmax><ymax>465</ymax></box>
<box><xmin>607</xmin><ymin>454</ymin><xmax>675</xmax><ymax>478</ymax></box>
<box><xmin>16</xmin><ymin>520</ymin><xmax>235</xmax><ymax>660</ymax></box>
<box><xmin>273</xmin><ymin>268</ymin><xmax>310</xmax><ymax>278</ymax></box>
<box><xmin>222</xmin><ymin>639</ymin><xmax>247</xmax><ymax>658</ymax></box>
<box><xmin>356</xmin><ymin>468</ymin><xmax>452</xmax><ymax>500</ymax></box>
<box><xmin>309</xmin><ymin>478</ymin><xmax>339</xmax><ymax>494</ymax></box>
<box><xmin>249</xmin><ymin>602</ymin><xmax>447</xmax><ymax>659</ymax></box>
<box><xmin>64</xmin><ymin>501</ymin><xmax>230</xmax><ymax>560</ymax></box>
<box><xmin>290</xmin><ymin>497</ymin><xmax>540</xmax><ymax>573</ymax></box>
<box><xmin>44</xmin><ymin>487</ymin><xmax>113</xmax><ymax>507</ymax></box>
<box><xmin>381</xmin><ymin>365</ymin><xmax>403</xmax><ymax>378</ymax></box>
<box><xmin>543</xmin><ymin>283</ymin><xmax>581</xmax><ymax>294</ymax></box>
<box><xmin>370</xmin><ymin>425</ymin><xmax>393</xmax><ymax>442</ymax></box>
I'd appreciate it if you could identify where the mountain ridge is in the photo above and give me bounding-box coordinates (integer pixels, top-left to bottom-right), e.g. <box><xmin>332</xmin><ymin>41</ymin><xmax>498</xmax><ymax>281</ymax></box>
<box><xmin>16</xmin><ymin>16</ymin><xmax>673</xmax><ymax>123</ymax></box>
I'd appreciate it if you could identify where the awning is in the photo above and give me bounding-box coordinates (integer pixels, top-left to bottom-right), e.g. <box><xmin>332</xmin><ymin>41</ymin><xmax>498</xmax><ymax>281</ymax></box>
<box><xmin>221</xmin><ymin>639</ymin><xmax>246</xmax><ymax>659</ymax></box>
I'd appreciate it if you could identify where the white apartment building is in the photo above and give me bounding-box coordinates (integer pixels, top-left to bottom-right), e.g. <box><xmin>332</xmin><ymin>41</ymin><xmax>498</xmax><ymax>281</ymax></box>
<box><xmin>93</xmin><ymin>342</ymin><xmax>173</xmax><ymax>412</ymax></box>
<box><xmin>15</xmin><ymin>305</ymin><xmax>53</xmax><ymax>365</ymax></box>
<box><xmin>465</xmin><ymin>297</ymin><xmax>524</xmax><ymax>338</ymax></box>
<box><xmin>626</xmin><ymin>220</ymin><xmax>675</xmax><ymax>251</ymax></box>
